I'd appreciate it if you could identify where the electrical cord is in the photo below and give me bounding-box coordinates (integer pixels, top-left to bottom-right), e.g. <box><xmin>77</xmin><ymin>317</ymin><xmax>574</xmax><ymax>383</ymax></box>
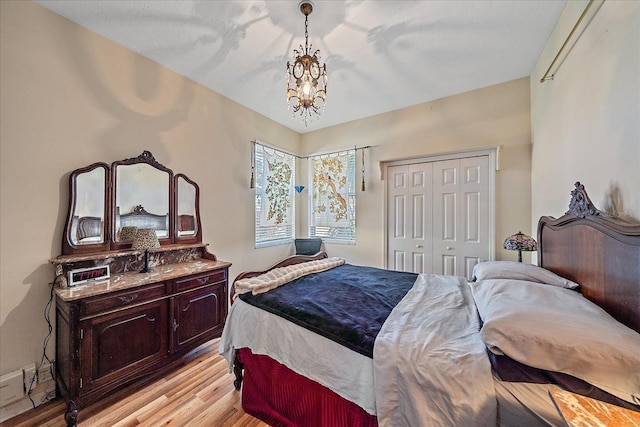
<box><xmin>27</xmin><ymin>274</ymin><xmax>61</xmax><ymax>408</ymax></box>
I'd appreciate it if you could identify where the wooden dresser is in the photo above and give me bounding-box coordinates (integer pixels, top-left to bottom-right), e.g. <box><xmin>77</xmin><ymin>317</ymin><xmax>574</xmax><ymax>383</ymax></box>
<box><xmin>51</xmin><ymin>244</ymin><xmax>230</xmax><ymax>426</ymax></box>
<box><xmin>52</xmin><ymin>151</ymin><xmax>232</xmax><ymax>426</ymax></box>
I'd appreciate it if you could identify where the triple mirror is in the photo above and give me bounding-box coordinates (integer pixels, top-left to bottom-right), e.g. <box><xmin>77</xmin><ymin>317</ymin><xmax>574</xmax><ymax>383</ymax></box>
<box><xmin>62</xmin><ymin>151</ymin><xmax>202</xmax><ymax>255</ymax></box>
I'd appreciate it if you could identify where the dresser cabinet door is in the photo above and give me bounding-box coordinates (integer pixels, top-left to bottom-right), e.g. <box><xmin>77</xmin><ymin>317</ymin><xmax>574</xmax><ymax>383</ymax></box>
<box><xmin>81</xmin><ymin>300</ymin><xmax>169</xmax><ymax>393</ymax></box>
<box><xmin>171</xmin><ymin>282</ymin><xmax>226</xmax><ymax>352</ymax></box>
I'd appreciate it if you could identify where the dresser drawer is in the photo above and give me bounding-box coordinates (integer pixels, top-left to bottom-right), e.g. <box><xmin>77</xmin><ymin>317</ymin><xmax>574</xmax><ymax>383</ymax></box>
<box><xmin>174</xmin><ymin>270</ymin><xmax>226</xmax><ymax>292</ymax></box>
<box><xmin>82</xmin><ymin>283</ymin><xmax>166</xmax><ymax>317</ymax></box>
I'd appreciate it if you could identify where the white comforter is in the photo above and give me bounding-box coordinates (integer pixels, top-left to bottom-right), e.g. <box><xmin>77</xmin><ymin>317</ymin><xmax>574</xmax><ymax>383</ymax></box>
<box><xmin>374</xmin><ymin>273</ymin><xmax>496</xmax><ymax>426</ymax></box>
<box><xmin>220</xmin><ymin>272</ymin><xmax>497</xmax><ymax>425</ymax></box>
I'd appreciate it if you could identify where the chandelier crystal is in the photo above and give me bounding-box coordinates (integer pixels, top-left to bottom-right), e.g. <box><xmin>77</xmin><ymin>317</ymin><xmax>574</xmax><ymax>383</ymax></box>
<box><xmin>286</xmin><ymin>1</ymin><xmax>327</xmax><ymax>126</ymax></box>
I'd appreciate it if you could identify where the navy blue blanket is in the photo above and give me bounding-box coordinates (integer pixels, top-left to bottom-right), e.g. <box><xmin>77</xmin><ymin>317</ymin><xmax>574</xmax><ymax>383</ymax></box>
<box><xmin>238</xmin><ymin>264</ymin><xmax>418</xmax><ymax>358</ymax></box>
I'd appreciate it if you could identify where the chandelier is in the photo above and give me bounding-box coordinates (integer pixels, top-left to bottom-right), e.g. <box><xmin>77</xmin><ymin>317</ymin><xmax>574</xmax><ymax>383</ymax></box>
<box><xmin>286</xmin><ymin>1</ymin><xmax>327</xmax><ymax>126</ymax></box>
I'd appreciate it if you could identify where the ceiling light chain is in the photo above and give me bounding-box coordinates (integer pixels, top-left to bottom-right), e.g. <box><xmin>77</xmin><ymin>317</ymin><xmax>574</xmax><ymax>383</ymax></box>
<box><xmin>286</xmin><ymin>1</ymin><xmax>327</xmax><ymax>127</ymax></box>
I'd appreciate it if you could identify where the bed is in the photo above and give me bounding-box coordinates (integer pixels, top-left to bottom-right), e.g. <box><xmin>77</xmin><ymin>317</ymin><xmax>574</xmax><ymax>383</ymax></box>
<box><xmin>219</xmin><ymin>182</ymin><xmax>640</xmax><ymax>426</ymax></box>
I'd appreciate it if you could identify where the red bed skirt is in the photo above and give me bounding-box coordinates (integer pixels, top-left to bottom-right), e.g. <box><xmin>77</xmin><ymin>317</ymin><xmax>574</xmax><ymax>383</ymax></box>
<box><xmin>237</xmin><ymin>348</ymin><xmax>378</xmax><ymax>427</ymax></box>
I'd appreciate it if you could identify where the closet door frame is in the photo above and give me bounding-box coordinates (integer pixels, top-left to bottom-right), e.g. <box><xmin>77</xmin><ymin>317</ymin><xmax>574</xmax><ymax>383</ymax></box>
<box><xmin>382</xmin><ymin>147</ymin><xmax>497</xmax><ymax>272</ymax></box>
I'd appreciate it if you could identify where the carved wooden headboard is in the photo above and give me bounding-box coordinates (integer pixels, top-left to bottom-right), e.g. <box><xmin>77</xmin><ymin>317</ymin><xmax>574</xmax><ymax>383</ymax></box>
<box><xmin>538</xmin><ymin>182</ymin><xmax>640</xmax><ymax>333</ymax></box>
<box><xmin>119</xmin><ymin>205</ymin><xmax>169</xmax><ymax>233</ymax></box>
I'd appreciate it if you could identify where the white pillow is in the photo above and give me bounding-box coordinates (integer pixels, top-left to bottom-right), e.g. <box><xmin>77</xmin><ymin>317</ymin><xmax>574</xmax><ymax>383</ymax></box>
<box><xmin>472</xmin><ymin>261</ymin><xmax>579</xmax><ymax>289</ymax></box>
<box><xmin>470</xmin><ymin>279</ymin><xmax>640</xmax><ymax>405</ymax></box>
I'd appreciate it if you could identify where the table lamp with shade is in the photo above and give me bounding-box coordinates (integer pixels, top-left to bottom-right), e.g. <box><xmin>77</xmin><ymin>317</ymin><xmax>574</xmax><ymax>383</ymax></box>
<box><xmin>132</xmin><ymin>228</ymin><xmax>160</xmax><ymax>273</ymax></box>
<box><xmin>503</xmin><ymin>231</ymin><xmax>537</xmax><ymax>262</ymax></box>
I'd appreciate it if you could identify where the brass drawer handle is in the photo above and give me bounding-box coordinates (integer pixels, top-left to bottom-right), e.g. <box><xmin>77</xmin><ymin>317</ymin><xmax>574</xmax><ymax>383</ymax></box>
<box><xmin>118</xmin><ymin>293</ymin><xmax>138</xmax><ymax>304</ymax></box>
<box><xmin>197</xmin><ymin>277</ymin><xmax>210</xmax><ymax>285</ymax></box>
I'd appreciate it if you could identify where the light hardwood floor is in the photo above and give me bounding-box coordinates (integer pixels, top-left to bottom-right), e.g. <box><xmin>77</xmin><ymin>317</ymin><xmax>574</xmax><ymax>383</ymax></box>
<box><xmin>1</xmin><ymin>339</ymin><xmax>269</xmax><ymax>427</ymax></box>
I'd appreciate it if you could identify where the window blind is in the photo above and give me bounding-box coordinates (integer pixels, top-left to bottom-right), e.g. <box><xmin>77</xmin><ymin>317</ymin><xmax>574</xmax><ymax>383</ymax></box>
<box><xmin>254</xmin><ymin>143</ymin><xmax>296</xmax><ymax>247</ymax></box>
<box><xmin>309</xmin><ymin>149</ymin><xmax>356</xmax><ymax>243</ymax></box>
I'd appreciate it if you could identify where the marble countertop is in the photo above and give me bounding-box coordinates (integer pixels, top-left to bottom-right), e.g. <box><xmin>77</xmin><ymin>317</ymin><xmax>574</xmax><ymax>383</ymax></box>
<box><xmin>55</xmin><ymin>259</ymin><xmax>231</xmax><ymax>301</ymax></box>
<box><xmin>52</xmin><ymin>243</ymin><xmax>210</xmax><ymax>265</ymax></box>
<box><xmin>549</xmin><ymin>386</ymin><xmax>640</xmax><ymax>427</ymax></box>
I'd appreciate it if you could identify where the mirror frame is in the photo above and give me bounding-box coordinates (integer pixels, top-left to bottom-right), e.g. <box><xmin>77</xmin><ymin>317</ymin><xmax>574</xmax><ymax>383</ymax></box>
<box><xmin>62</xmin><ymin>162</ymin><xmax>111</xmax><ymax>255</ymax></box>
<box><xmin>111</xmin><ymin>151</ymin><xmax>174</xmax><ymax>251</ymax></box>
<box><xmin>174</xmin><ymin>173</ymin><xmax>202</xmax><ymax>245</ymax></box>
<box><xmin>61</xmin><ymin>151</ymin><xmax>202</xmax><ymax>255</ymax></box>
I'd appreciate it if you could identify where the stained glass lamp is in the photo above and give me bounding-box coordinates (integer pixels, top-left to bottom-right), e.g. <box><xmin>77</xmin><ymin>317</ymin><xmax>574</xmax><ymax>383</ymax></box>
<box><xmin>503</xmin><ymin>231</ymin><xmax>537</xmax><ymax>262</ymax></box>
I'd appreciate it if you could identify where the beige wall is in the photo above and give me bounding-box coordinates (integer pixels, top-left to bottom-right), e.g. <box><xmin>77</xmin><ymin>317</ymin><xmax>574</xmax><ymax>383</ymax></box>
<box><xmin>0</xmin><ymin>0</ymin><xmax>532</xmax><ymax>400</ymax></box>
<box><xmin>531</xmin><ymin>0</ymin><xmax>640</xmax><ymax>226</ymax></box>
<box><xmin>299</xmin><ymin>78</ymin><xmax>533</xmax><ymax>267</ymax></box>
<box><xmin>0</xmin><ymin>1</ymin><xmax>300</xmax><ymax>377</ymax></box>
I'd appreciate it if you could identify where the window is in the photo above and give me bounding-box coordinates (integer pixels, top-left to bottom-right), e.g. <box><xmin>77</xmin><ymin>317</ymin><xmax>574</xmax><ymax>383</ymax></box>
<box><xmin>254</xmin><ymin>142</ymin><xmax>295</xmax><ymax>247</ymax></box>
<box><xmin>309</xmin><ymin>149</ymin><xmax>356</xmax><ymax>243</ymax></box>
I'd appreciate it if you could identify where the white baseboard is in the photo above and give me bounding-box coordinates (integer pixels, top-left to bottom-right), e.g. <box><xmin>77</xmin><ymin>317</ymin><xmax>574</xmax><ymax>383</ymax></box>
<box><xmin>0</xmin><ymin>379</ymin><xmax>56</xmax><ymax>423</ymax></box>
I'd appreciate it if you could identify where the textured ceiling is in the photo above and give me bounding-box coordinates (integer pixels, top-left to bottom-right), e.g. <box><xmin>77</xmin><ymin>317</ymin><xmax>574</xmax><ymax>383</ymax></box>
<box><xmin>35</xmin><ymin>0</ymin><xmax>566</xmax><ymax>134</ymax></box>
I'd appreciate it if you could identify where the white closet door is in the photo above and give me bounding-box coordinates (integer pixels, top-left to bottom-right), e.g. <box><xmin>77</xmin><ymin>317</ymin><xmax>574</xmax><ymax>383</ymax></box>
<box><xmin>433</xmin><ymin>156</ymin><xmax>489</xmax><ymax>279</ymax></box>
<box><xmin>387</xmin><ymin>155</ymin><xmax>490</xmax><ymax>281</ymax></box>
<box><xmin>386</xmin><ymin>163</ymin><xmax>432</xmax><ymax>273</ymax></box>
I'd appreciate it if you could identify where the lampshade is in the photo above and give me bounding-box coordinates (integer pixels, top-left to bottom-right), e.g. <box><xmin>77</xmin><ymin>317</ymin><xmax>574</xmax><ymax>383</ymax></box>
<box><xmin>503</xmin><ymin>231</ymin><xmax>537</xmax><ymax>262</ymax></box>
<box><xmin>119</xmin><ymin>226</ymin><xmax>138</xmax><ymax>242</ymax></box>
<box><xmin>132</xmin><ymin>228</ymin><xmax>160</xmax><ymax>251</ymax></box>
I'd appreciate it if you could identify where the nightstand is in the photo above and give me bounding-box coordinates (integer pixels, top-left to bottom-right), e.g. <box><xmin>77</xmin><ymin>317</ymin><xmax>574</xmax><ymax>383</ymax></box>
<box><xmin>549</xmin><ymin>386</ymin><xmax>640</xmax><ymax>426</ymax></box>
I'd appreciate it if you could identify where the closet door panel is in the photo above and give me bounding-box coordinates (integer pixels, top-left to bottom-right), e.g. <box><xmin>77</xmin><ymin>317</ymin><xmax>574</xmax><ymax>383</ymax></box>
<box><xmin>387</xmin><ymin>164</ymin><xmax>432</xmax><ymax>273</ymax></box>
<box><xmin>433</xmin><ymin>160</ymin><xmax>460</xmax><ymax>276</ymax></box>
<box><xmin>459</xmin><ymin>156</ymin><xmax>490</xmax><ymax>279</ymax></box>
<box><xmin>387</xmin><ymin>165</ymin><xmax>408</xmax><ymax>271</ymax></box>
